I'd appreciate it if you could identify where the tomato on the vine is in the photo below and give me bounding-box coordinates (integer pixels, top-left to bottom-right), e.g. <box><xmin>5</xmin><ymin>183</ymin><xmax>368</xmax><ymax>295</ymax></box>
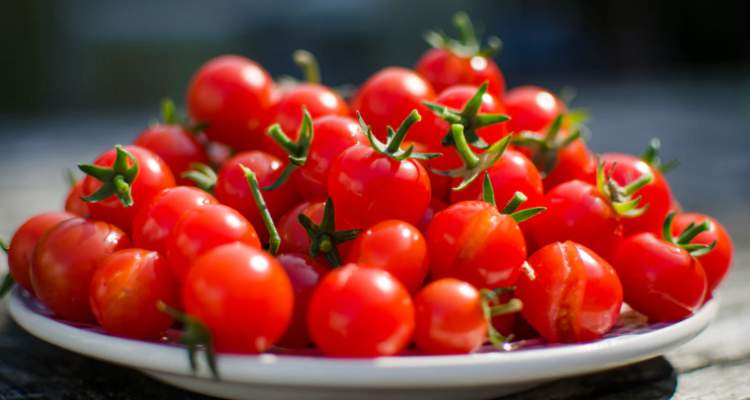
<box><xmin>90</xmin><ymin>249</ymin><xmax>179</xmax><ymax>340</ymax></box>
<box><xmin>516</xmin><ymin>241</ymin><xmax>623</xmax><ymax>342</ymax></box>
<box><xmin>671</xmin><ymin>213</ymin><xmax>733</xmax><ymax>293</ymax></box>
<box><xmin>504</xmin><ymin>86</ymin><xmax>566</xmax><ymax>133</ymax></box>
<box><xmin>276</xmin><ymin>253</ymin><xmax>328</xmax><ymax>349</ymax></box>
<box><xmin>31</xmin><ymin>218</ymin><xmax>131</xmax><ymax>322</ymax></box>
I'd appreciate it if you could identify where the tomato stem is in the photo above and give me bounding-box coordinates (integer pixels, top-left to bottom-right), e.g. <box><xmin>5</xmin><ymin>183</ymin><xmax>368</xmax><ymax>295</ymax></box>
<box><xmin>293</xmin><ymin>49</ymin><xmax>321</xmax><ymax>84</ymax></box>
<box><xmin>157</xmin><ymin>301</ymin><xmax>219</xmax><ymax>380</ymax></box>
<box><xmin>241</xmin><ymin>165</ymin><xmax>281</xmax><ymax>255</ymax></box>
<box><xmin>264</xmin><ymin>108</ymin><xmax>315</xmax><ymax>190</ymax></box>
<box><xmin>358</xmin><ymin>111</ymin><xmax>440</xmax><ymax>161</ymax></box>
<box><xmin>161</xmin><ymin>98</ymin><xmax>178</xmax><ymax>125</ymax></box>
<box><xmin>479</xmin><ymin>288</ymin><xmax>520</xmax><ymax>350</ymax></box>
<box><xmin>641</xmin><ymin>138</ymin><xmax>679</xmax><ymax>174</ymax></box>
<box><xmin>181</xmin><ymin>163</ymin><xmax>217</xmax><ymax>193</ymax></box>
<box><xmin>512</xmin><ymin>114</ymin><xmax>584</xmax><ymax>177</ymax></box>
<box><xmin>490</xmin><ymin>298</ymin><xmax>522</xmax><ymax>317</ymax></box>
<box><xmin>499</xmin><ymin>192</ymin><xmax>546</xmax><ymax>224</ymax></box>
<box><xmin>482</xmin><ymin>173</ymin><xmax>495</xmax><ymax>206</ymax></box>
<box><xmin>79</xmin><ymin>145</ymin><xmax>139</xmax><ymax>207</ymax></box>
<box><xmin>433</xmin><ymin>132</ymin><xmax>511</xmax><ymax>192</ymax></box>
<box><xmin>297</xmin><ymin>198</ymin><xmax>361</xmax><ymax>267</ymax></box>
<box><xmin>425</xmin><ymin>12</ymin><xmax>502</xmax><ymax>58</ymax></box>
<box><xmin>452</xmin><ymin>124</ymin><xmax>480</xmax><ymax>168</ymax></box>
<box><xmin>661</xmin><ymin>212</ymin><xmax>717</xmax><ymax>257</ymax></box>
<box><xmin>596</xmin><ymin>161</ymin><xmax>651</xmax><ymax>218</ymax></box>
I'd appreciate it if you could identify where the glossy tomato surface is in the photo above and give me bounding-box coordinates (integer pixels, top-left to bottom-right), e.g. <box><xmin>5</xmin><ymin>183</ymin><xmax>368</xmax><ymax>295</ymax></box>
<box><xmin>671</xmin><ymin>213</ymin><xmax>733</xmax><ymax>293</ymax></box>
<box><xmin>134</xmin><ymin>124</ymin><xmax>209</xmax><ymax>185</ymax></box>
<box><xmin>504</xmin><ymin>86</ymin><xmax>566</xmax><ymax>133</ymax></box>
<box><xmin>276</xmin><ymin>253</ymin><xmax>328</xmax><ymax>348</ymax></box>
<box><xmin>416</xmin><ymin>49</ymin><xmax>505</xmax><ymax>100</ymax></box>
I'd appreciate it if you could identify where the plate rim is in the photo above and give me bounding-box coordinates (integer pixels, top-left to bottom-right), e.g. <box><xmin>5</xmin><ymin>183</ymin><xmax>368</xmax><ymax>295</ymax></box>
<box><xmin>7</xmin><ymin>287</ymin><xmax>717</xmax><ymax>388</ymax></box>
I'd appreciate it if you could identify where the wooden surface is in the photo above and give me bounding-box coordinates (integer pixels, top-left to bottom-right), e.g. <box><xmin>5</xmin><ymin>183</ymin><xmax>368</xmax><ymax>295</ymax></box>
<box><xmin>1</xmin><ymin>79</ymin><xmax>748</xmax><ymax>399</ymax></box>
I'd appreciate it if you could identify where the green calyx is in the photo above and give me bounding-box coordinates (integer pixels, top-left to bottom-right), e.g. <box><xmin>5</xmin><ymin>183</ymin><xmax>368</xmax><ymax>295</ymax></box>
<box><xmin>155</xmin><ymin>98</ymin><xmax>207</xmax><ymax>133</ymax></box>
<box><xmin>596</xmin><ymin>161</ymin><xmax>652</xmax><ymax>218</ymax></box>
<box><xmin>425</xmin><ymin>11</ymin><xmax>502</xmax><ymax>58</ymax></box>
<box><xmin>158</xmin><ymin>301</ymin><xmax>219</xmax><ymax>380</ymax></box>
<box><xmin>78</xmin><ymin>145</ymin><xmax>139</xmax><ymax>207</ymax></box>
<box><xmin>480</xmin><ymin>288</ymin><xmax>522</xmax><ymax>350</ymax></box>
<box><xmin>512</xmin><ymin>114</ymin><xmax>584</xmax><ymax>177</ymax></box>
<box><xmin>182</xmin><ymin>163</ymin><xmax>217</xmax><ymax>193</ymax></box>
<box><xmin>481</xmin><ymin>174</ymin><xmax>546</xmax><ymax>223</ymax></box>
<box><xmin>662</xmin><ymin>212</ymin><xmax>717</xmax><ymax>257</ymax></box>
<box><xmin>424</xmin><ymin>82</ymin><xmax>510</xmax><ymax>149</ymax></box>
<box><xmin>434</xmin><ymin>125</ymin><xmax>511</xmax><ymax>191</ymax></box>
<box><xmin>264</xmin><ymin>108</ymin><xmax>314</xmax><ymax>191</ymax></box>
<box><xmin>297</xmin><ymin>198</ymin><xmax>361</xmax><ymax>267</ymax></box>
<box><xmin>641</xmin><ymin>138</ymin><xmax>679</xmax><ymax>174</ymax></box>
<box><xmin>358</xmin><ymin>110</ymin><xmax>441</xmax><ymax>161</ymax></box>
<box><xmin>240</xmin><ymin>165</ymin><xmax>281</xmax><ymax>255</ymax></box>
<box><xmin>293</xmin><ymin>49</ymin><xmax>321</xmax><ymax>84</ymax></box>
<box><xmin>0</xmin><ymin>239</ymin><xmax>13</xmax><ymax>298</ymax></box>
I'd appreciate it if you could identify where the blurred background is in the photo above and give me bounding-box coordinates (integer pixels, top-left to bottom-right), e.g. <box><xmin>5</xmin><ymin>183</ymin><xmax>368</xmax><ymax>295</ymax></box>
<box><xmin>0</xmin><ymin>0</ymin><xmax>749</xmax><ymax>241</ymax></box>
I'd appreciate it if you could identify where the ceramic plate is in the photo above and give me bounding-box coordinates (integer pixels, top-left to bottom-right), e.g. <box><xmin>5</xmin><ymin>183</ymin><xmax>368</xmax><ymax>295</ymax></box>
<box><xmin>7</xmin><ymin>288</ymin><xmax>716</xmax><ymax>400</ymax></box>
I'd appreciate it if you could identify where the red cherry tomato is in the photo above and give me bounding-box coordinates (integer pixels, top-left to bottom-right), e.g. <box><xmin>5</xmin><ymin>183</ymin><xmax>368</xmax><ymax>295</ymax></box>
<box><xmin>215</xmin><ymin>151</ymin><xmax>299</xmax><ymax>243</ymax></box>
<box><xmin>671</xmin><ymin>213</ymin><xmax>733</xmax><ymax>293</ymax></box>
<box><xmin>81</xmin><ymin>145</ymin><xmax>176</xmax><ymax>233</ymax></box>
<box><xmin>64</xmin><ymin>181</ymin><xmax>90</xmax><ymax>217</ymax></box>
<box><xmin>346</xmin><ymin>220</ymin><xmax>428</xmax><ymax>293</ymax></box>
<box><xmin>166</xmin><ymin>204</ymin><xmax>260</xmax><ymax>280</ymax></box>
<box><xmin>8</xmin><ymin>212</ymin><xmax>75</xmax><ymax>293</ymax></box>
<box><xmin>187</xmin><ymin>55</ymin><xmax>276</xmax><ymax>150</ymax></box>
<box><xmin>132</xmin><ymin>186</ymin><xmax>218</xmax><ymax>254</ymax></box>
<box><xmin>133</xmin><ymin>124</ymin><xmax>208</xmax><ymax>186</ymax></box>
<box><xmin>613</xmin><ymin>232</ymin><xmax>707</xmax><ymax>322</ymax></box>
<box><xmin>350</xmin><ymin>67</ymin><xmax>436</xmax><ymax>143</ymax></box>
<box><xmin>291</xmin><ymin>116</ymin><xmax>368</xmax><ymax>201</ymax></box>
<box><xmin>183</xmin><ymin>243</ymin><xmax>294</xmax><ymax>353</ymax></box>
<box><xmin>276</xmin><ymin>253</ymin><xmax>328</xmax><ymax>349</ymax></box>
<box><xmin>417</xmin><ymin>49</ymin><xmax>505</xmax><ymax>101</ymax></box>
<box><xmin>514</xmin><ymin>129</ymin><xmax>597</xmax><ymax>191</ymax></box>
<box><xmin>529</xmin><ymin>180</ymin><xmax>623</xmax><ymax>260</ymax></box>
<box><xmin>504</xmin><ymin>86</ymin><xmax>566</xmax><ymax>133</ymax></box>
<box><xmin>307</xmin><ymin>264</ymin><xmax>415</xmax><ymax>357</ymax></box>
<box><xmin>417</xmin><ymin>197</ymin><xmax>448</xmax><ymax>232</ymax></box>
<box><xmin>414</xmin><ymin>278</ymin><xmax>488</xmax><ymax>354</ymax></box>
<box><xmin>31</xmin><ymin>218</ymin><xmax>131</xmax><ymax>322</ymax></box>
<box><xmin>430</xmin><ymin>85</ymin><xmax>508</xmax><ymax>147</ymax></box>
<box><xmin>277</xmin><ymin>201</ymin><xmax>325</xmax><ymax>255</ymax></box>
<box><xmin>90</xmin><ymin>249</ymin><xmax>179</xmax><ymax>340</ymax></box>
<box><xmin>328</xmin><ymin>144</ymin><xmax>431</xmax><ymax>228</ymax></box>
<box><xmin>426</xmin><ymin>201</ymin><xmax>526</xmax><ymax>289</ymax></box>
<box><xmin>601</xmin><ymin>153</ymin><xmax>673</xmax><ymax>235</ymax></box>
<box><xmin>516</xmin><ymin>241</ymin><xmax>623</xmax><ymax>342</ymax></box>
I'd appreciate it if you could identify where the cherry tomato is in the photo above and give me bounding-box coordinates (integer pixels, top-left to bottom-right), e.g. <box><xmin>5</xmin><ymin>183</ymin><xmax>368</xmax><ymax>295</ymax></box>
<box><xmin>183</xmin><ymin>243</ymin><xmax>294</xmax><ymax>353</ymax></box>
<box><xmin>414</xmin><ymin>278</ymin><xmax>487</xmax><ymax>354</ymax></box>
<box><xmin>187</xmin><ymin>55</ymin><xmax>276</xmax><ymax>150</ymax></box>
<box><xmin>31</xmin><ymin>218</ymin><xmax>131</xmax><ymax>322</ymax></box>
<box><xmin>416</xmin><ymin>49</ymin><xmax>505</xmax><ymax>101</ymax></box>
<box><xmin>64</xmin><ymin>180</ymin><xmax>90</xmax><ymax>217</ymax></box>
<box><xmin>671</xmin><ymin>213</ymin><xmax>733</xmax><ymax>293</ymax></box>
<box><xmin>529</xmin><ymin>180</ymin><xmax>623</xmax><ymax>260</ymax></box>
<box><xmin>350</xmin><ymin>67</ymin><xmax>436</xmax><ymax>143</ymax></box>
<box><xmin>8</xmin><ymin>212</ymin><xmax>75</xmax><ymax>293</ymax></box>
<box><xmin>613</xmin><ymin>232</ymin><xmax>707</xmax><ymax>322</ymax></box>
<box><xmin>277</xmin><ymin>201</ymin><xmax>325</xmax><ymax>255</ymax></box>
<box><xmin>276</xmin><ymin>253</ymin><xmax>328</xmax><ymax>348</ymax></box>
<box><xmin>215</xmin><ymin>151</ymin><xmax>299</xmax><ymax>243</ymax></box>
<box><xmin>346</xmin><ymin>220</ymin><xmax>428</xmax><ymax>293</ymax></box>
<box><xmin>81</xmin><ymin>145</ymin><xmax>175</xmax><ymax>233</ymax></box>
<box><xmin>417</xmin><ymin>197</ymin><xmax>448</xmax><ymax>232</ymax></box>
<box><xmin>429</xmin><ymin>85</ymin><xmax>509</xmax><ymax>148</ymax></box>
<box><xmin>601</xmin><ymin>153</ymin><xmax>673</xmax><ymax>235</ymax></box>
<box><xmin>133</xmin><ymin>124</ymin><xmax>208</xmax><ymax>186</ymax></box>
<box><xmin>504</xmin><ymin>86</ymin><xmax>566</xmax><ymax>133</ymax></box>
<box><xmin>307</xmin><ymin>264</ymin><xmax>415</xmax><ymax>357</ymax></box>
<box><xmin>132</xmin><ymin>186</ymin><xmax>218</xmax><ymax>254</ymax></box>
<box><xmin>291</xmin><ymin>116</ymin><xmax>367</xmax><ymax>201</ymax></box>
<box><xmin>516</xmin><ymin>241</ymin><xmax>623</xmax><ymax>342</ymax></box>
<box><xmin>166</xmin><ymin>204</ymin><xmax>260</xmax><ymax>280</ymax></box>
<box><xmin>426</xmin><ymin>201</ymin><xmax>526</xmax><ymax>289</ymax></box>
<box><xmin>90</xmin><ymin>249</ymin><xmax>179</xmax><ymax>340</ymax></box>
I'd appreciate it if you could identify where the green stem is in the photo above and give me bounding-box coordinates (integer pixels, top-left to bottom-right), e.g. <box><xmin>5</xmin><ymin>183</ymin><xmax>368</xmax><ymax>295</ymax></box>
<box><xmin>113</xmin><ymin>175</ymin><xmax>133</xmax><ymax>206</ymax></box>
<box><xmin>293</xmin><ymin>50</ymin><xmax>321</xmax><ymax>84</ymax></box>
<box><xmin>500</xmin><ymin>191</ymin><xmax>527</xmax><ymax>215</ymax></box>
<box><xmin>662</xmin><ymin>212</ymin><xmax>676</xmax><ymax>244</ymax></box>
<box><xmin>676</xmin><ymin>220</ymin><xmax>712</xmax><ymax>245</ymax></box>
<box><xmin>451</xmin><ymin>124</ymin><xmax>480</xmax><ymax>168</ymax></box>
<box><xmin>157</xmin><ymin>301</ymin><xmax>219</xmax><ymax>380</ymax></box>
<box><xmin>241</xmin><ymin>165</ymin><xmax>280</xmax><ymax>255</ymax></box>
<box><xmin>0</xmin><ymin>274</ymin><xmax>14</xmax><ymax>298</ymax></box>
<box><xmin>266</xmin><ymin>124</ymin><xmax>298</xmax><ymax>154</ymax></box>
<box><xmin>482</xmin><ymin>173</ymin><xmax>495</xmax><ymax>206</ymax></box>
<box><xmin>161</xmin><ymin>98</ymin><xmax>178</xmax><ymax>125</ymax></box>
<box><xmin>453</xmin><ymin>12</ymin><xmax>478</xmax><ymax>50</ymax></box>
<box><xmin>490</xmin><ymin>298</ymin><xmax>522</xmax><ymax>317</ymax></box>
<box><xmin>385</xmin><ymin>110</ymin><xmax>421</xmax><ymax>153</ymax></box>
<box><xmin>622</xmin><ymin>172</ymin><xmax>653</xmax><ymax>196</ymax></box>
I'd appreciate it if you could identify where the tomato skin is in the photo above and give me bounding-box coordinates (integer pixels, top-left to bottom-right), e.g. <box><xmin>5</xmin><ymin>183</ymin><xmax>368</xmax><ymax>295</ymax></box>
<box><xmin>516</xmin><ymin>241</ymin><xmax>623</xmax><ymax>343</ymax></box>
<box><xmin>307</xmin><ymin>264</ymin><xmax>415</xmax><ymax>357</ymax></box>
<box><xmin>529</xmin><ymin>180</ymin><xmax>623</xmax><ymax>260</ymax></box>
<box><xmin>612</xmin><ymin>233</ymin><xmax>707</xmax><ymax>322</ymax></box>
<box><xmin>187</xmin><ymin>55</ymin><xmax>276</xmax><ymax>150</ymax></box>
<box><xmin>415</xmin><ymin>48</ymin><xmax>506</xmax><ymax>100</ymax></box>
<box><xmin>514</xmin><ymin>130</ymin><xmax>597</xmax><ymax>191</ymax></box>
<box><xmin>328</xmin><ymin>144</ymin><xmax>431</xmax><ymax>229</ymax></box>
<box><xmin>426</xmin><ymin>201</ymin><xmax>526</xmax><ymax>289</ymax></box>
<box><xmin>81</xmin><ymin>145</ymin><xmax>176</xmax><ymax>233</ymax></box>
<box><xmin>291</xmin><ymin>116</ymin><xmax>368</xmax><ymax>201</ymax></box>
<box><xmin>417</xmin><ymin>197</ymin><xmax>448</xmax><ymax>233</ymax></box>
<box><xmin>183</xmin><ymin>243</ymin><xmax>294</xmax><ymax>353</ymax></box>
<box><xmin>350</xmin><ymin>67</ymin><xmax>436</xmax><ymax>144</ymax></box>
<box><xmin>346</xmin><ymin>220</ymin><xmax>428</xmax><ymax>293</ymax></box>
<box><xmin>31</xmin><ymin>218</ymin><xmax>131</xmax><ymax>322</ymax></box>
<box><xmin>277</xmin><ymin>201</ymin><xmax>325</xmax><ymax>255</ymax></box>
<box><xmin>132</xmin><ymin>186</ymin><xmax>218</xmax><ymax>254</ymax></box>
<box><xmin>133</xmin><ymin>125</ymin><xmax>209</xmax><ymax>186</ymax></box>
<box><xmin>414</xmin><ymin>278</ymin><xmax>487</xmax><ymax>354</ymax></box>
<box><xmin>276</xmin><ymin>253</ymin><xmax>328</xmax><ymax>349</ymax></box>
<box><xmin>601</xmin><ymin>153</ymin><xmax>673</xmax><ymax>236</ymax></box>
<box><xmin>671</xmin><ymin>213</ymin><xmax>733</xmax><ymax>293</ymax></box>
<box><xmin>90</xmin><ymin>249</ymin><xmax>179</xmax><ymax>340</ymax></box>
<box><xmin>504</xmin><ymin>86</ymin><xmax>566</xmax><ymax>133</ymax></box>
<box><xmin>215</xmin><ymin>151</ymin><xmax>299</xmax><ymax>243</ymax></box>
<box><xmin>64</xmin><ymin>181</ymin><xmax>90</xmax><ymax>217</ymax></box>
<box><xmin>8</xmin><ymin>212</ymin><xmax>76</xmax><ymax>293</ymax></box>
<box><xmin>166</xmin><ymin>204</ymin><xmax>260</xmax><ymax>281</ymax></box>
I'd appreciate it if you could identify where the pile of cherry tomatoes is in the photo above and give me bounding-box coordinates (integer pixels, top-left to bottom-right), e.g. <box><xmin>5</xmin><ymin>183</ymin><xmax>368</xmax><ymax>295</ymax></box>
<box><xmin>1</xmin><ymin>13</ymin><xmax>733</xmax><ymax>375</ymax></box>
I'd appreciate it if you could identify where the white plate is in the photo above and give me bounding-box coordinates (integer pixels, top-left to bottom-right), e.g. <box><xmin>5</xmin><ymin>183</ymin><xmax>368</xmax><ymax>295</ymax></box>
<box><xmin>8</xmin><ymin>287</ymin><xmax>716</xmax><ymax>400</ymax></box>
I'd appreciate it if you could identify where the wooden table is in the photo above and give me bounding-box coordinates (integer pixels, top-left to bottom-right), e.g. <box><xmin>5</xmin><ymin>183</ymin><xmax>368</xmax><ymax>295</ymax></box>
<box><xmin>1</xmin><ymin>78</ymin><xmax>748</xmax><ymax>398</ymax></box>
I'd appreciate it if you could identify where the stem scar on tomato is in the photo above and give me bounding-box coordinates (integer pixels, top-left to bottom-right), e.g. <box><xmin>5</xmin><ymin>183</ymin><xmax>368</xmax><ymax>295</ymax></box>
<box><xmin>78</xmin><ymin>145</ymin><xmax>139</xmax><ymax>207</ymax></box>
<box><xmin>157</xmin><ymin>301</ymin><xmax>219</xmax><ymax>380</ymax></box>
<box><xmin>297</xmin><ymin>198</ymin><xmax>360</xmax><ymax>267</ymax></box>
